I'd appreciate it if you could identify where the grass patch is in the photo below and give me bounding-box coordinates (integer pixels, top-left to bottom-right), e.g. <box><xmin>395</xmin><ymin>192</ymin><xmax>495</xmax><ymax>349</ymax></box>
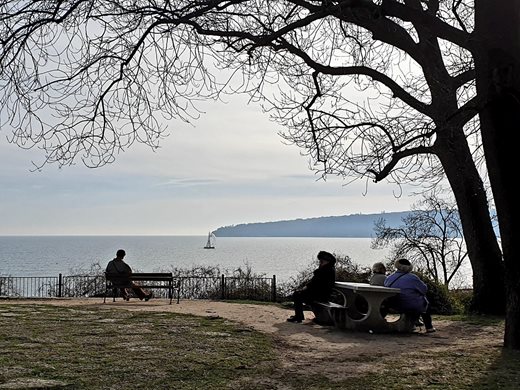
<box><xmin>441</xmin><ymin>314</ymin><xmax>505</xmax><ymax>326</ymax></box>
<box><xmin>221</xmin><ymin>299</ymin><xmax>285</xmax><ymax>308</ymax></box>
<box><xmin>266</xmin><ymin>344</ymin><xmax>520</xmax><ymax>390</ymax></box>
<box><xmin>0</xmin><ymin>304</ymin><xmax>275</xmax><ymax>389</ymax></box>
<box><xmin>1</xmin><ymin>303</ymin><xmax>519</xmax><ymax>389</ymax></box>
<box><xmin>344</xmin><ymin>348</ymin><xmax>520</xmax><ymax>390</ymax></box>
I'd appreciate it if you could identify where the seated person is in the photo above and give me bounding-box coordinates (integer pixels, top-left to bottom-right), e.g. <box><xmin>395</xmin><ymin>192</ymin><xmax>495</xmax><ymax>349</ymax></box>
<box><xmin>287</xmin><ymin>251</ymin><xmax>336</xmax><ymax>323</ymax></box>
<box><xmin>384</xmin><ymin>258</ymin><xmax>435</xmax><ymax>333</ymax></box>
<box><xmin>106</xmin><ymin>249</ymin><xmax>152</xmax><ymax>301</ymax></box>
<box><xmin>369</xmin><ymin>262</ymin><xmax>387</xmax><ymax>286</ymax></box>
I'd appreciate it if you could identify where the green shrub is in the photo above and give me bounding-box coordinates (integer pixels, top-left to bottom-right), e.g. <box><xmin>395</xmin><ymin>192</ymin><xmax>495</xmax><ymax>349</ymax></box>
<box><xmin>448</xmin><ymin>288</ymin><xmax>474</xmax><ymax>314</ymax></box>
<box><xmin>415</xmin><ymin>272</ymin><xmax>455</xmax><ymax>315</ymax></box>
<box><xmin>279</xmin><ymin>253</ymin><xmax>371</xmax><ymax>300</ymax></box>
<box><xmin>335</xmin><ymin>254</ymin><xmax>372</xmax><ymax>283</ymax></box>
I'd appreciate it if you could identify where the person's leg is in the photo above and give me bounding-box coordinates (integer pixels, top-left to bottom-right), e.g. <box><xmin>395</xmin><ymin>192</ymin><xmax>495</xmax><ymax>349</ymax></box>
<box><xmin>120</xmin><ymin>288</ymin><xmax>130</xmax><ymax>300</ymax></box>
<box><xmin>288</xmin><ymin>290</ymin><xmax>305</xmax><ymax>322</ymax></box>
<box><xmin>130</xmin><ymin>283</ymin><xmax>152</xmax><ymax>300</ymax></box>
<box><xmin>421</xmin><ymin>312</ymin><xmax>435</xmax><ymax>332</ymax></box>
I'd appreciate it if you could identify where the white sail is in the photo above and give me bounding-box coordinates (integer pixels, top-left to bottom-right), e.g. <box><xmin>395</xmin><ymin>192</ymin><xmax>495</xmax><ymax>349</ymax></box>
<box><xmin>204</xmin><ymin>231</ymin><xmax>216</xmax><ymax>249</ymax></box>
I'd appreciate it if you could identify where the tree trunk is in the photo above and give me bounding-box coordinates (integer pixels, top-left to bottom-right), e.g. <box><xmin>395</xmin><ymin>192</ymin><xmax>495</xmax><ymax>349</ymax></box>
<box><xmin>435</xmin><ymin>129</ymin><xmax>505</xmax><ymax>315</ymax></box>
<box><xmin>474</xmin><ymin>0</ymin><xmax>520</xmax><ymax>349</ymax></box>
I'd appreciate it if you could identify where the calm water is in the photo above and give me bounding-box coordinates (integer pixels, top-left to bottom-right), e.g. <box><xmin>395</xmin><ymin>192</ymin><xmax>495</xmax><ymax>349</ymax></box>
<box><xmin>0</xmin><ymin>236</ymin><xmax>390</xmax><ymax>282</ymax></box>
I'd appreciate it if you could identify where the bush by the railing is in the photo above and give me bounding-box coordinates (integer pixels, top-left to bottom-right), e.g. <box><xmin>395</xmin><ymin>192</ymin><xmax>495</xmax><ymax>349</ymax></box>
<box><xmin>334</xmin><ymin>254</ymin><xmax>372</xmax><ymax>283</ymax></box>
<box><xmin>278</xmin><ymin>253</ymin><xmax>372</xmax><ymax>300</ymax></box>
<box><xmin>4</xmin><ymin>258</ymin><xmax>473</xmax><ymax>310</ymax></box>
<box><xmin>166</xmin><ymin>263</ymin><xmax>274</xmax><ymax>301</ymax></box>
<box><xmin>0</xmin><ymin>275</ymin><xmax>19</xmax><ymax>296</ymax></box>
<box><xmin>44</xmin><ymin>263</ymin><xmax>106</xmax><ymax>297</ymax></box>
<box><xmin>41</xmin><ymin>262</ymin><xmax>276</xmax><ymax>301</ymax></box>
<box><xmin>225</xmin><ymin>264</ymin><xmax>273</xmax><ymax>301</ymax></box>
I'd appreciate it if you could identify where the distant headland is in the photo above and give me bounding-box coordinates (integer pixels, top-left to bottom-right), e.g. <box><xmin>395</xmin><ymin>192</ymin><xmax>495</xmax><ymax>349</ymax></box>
<box><xmin>213</xmin><ymin>211</ymin><xmax>410</xmax><ymax>238</ymax></box>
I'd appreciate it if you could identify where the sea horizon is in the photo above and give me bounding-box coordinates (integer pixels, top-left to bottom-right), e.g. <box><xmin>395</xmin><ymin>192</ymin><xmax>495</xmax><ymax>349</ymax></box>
<box><xmin>0</xmin><ymin>236</ymin><xmax>385</xmax><ymax>281</ymax></box>
<box><xmin>0</xmin><ymin>235</ymin><xmax>472</xmax><ymax>287</ymax></box>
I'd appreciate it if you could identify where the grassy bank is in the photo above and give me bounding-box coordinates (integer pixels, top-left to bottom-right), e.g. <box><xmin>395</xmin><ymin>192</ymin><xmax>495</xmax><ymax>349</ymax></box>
<box><xmin>1</xmin><ymin>303</ymin><xmax>519</xmax><ymax>389</ymax></box>
<box><xmin>0</xmin><ymin>304</ymin><xmax>274</xmax><ymax>389</ymax></box>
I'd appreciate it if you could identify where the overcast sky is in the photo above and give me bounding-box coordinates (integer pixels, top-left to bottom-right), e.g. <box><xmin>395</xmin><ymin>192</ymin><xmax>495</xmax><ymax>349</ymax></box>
<box><xmin>0</xmin><ymin>94</ymin><xmax>416</xmax><ymax>235</ymax></box>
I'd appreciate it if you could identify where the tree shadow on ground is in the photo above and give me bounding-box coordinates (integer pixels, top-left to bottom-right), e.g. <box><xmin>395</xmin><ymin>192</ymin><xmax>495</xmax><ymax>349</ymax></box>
<box><xmin>471</xmin><ymin>348</ymin><xmax>520</xmax><ymax>389</ymax></box>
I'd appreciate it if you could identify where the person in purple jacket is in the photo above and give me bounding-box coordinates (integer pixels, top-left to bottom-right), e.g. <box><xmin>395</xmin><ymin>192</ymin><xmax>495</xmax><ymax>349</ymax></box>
<box><xmin>384</xmin><ymin>258</ymin><xmax>436</xmax><ymax>333</ymax></box>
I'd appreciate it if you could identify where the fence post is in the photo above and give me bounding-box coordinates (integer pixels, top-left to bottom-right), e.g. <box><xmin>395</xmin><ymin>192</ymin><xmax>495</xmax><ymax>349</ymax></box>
<box><xmin>58</xmin><ymin>273</ymin><xmax>63</xmax><ymax>298</ymax></box>
<box><xmin>221</xmin><ymin>274</ymin><xmax>226</xmax><ymax>299</ymax></box>
<box><xmin>271</xmin><ymin>275</ymin><xmax>277</xmax><ymax>302</ymax></box>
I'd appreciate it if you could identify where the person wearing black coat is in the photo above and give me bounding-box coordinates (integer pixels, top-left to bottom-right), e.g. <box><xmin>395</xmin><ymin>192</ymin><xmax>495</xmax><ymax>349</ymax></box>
<box><xmin>287</xmin><ymin>251</ymin><xmax>336</xmax><ymax>323</ymax></box>
<box><xmin>106</xmin><ymin>249</ymin><xmax>152</xmax><ymax>301</ymax></box>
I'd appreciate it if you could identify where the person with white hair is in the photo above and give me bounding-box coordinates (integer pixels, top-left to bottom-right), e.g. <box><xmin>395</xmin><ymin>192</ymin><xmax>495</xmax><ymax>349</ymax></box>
<box><xmin>369</xmin><ymin>262</ymin><xmax>387</xmax><ymax>286</ymax></box>
<box><xmin>384</xmin><ymin>258</ymin><xmax>436</xmax><ymax>333</ymax></box>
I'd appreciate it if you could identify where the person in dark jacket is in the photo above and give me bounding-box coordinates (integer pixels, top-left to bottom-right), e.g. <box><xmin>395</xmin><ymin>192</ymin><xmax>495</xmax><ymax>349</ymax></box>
<box><xmin>106</xmin><ymin>249</ymin><xmax>152</xmax><ymax>301</ymax></box>
<box><xmin>384</xmin><ymin>258</ymin><xmax>436</xmax><ymax>332</ymax></box>
<box><xmin>287</xmin><ymin>251</ymin><xmax>336</xmax><ymax>323</ymax></box>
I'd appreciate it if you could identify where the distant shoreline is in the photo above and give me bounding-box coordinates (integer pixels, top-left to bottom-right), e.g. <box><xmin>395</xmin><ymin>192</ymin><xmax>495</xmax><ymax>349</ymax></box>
<box><xmin>214</xmin><ymin>211</ymin><xmax>410</xmax><ymax>238</ymax></box>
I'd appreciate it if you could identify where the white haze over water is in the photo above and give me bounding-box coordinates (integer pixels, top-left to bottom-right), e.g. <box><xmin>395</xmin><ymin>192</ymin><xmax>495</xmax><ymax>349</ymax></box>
<box><xmin>1</xmin><ymin>236</ymin><xmax>389</xmax><ymax>282</ymax></box>
<box><xmin>0</xmin><ymin>235</ymin><xmax>472</xmax><ymax>287</ymax></box>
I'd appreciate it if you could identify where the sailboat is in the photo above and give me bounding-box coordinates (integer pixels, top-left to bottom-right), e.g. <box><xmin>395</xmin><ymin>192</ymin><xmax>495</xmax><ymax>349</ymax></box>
<box><xmin>204</xmin><ymin>231</ymin><xmax>216</xmax><ymax>249</ymax></box>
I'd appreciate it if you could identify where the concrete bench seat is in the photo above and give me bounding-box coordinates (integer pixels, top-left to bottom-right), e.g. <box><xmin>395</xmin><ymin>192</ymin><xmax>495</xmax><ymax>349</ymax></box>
<box><xmin>310</xmin><ymin>301</ymin><xmax>346</xmax><ymax>325</ymax></box>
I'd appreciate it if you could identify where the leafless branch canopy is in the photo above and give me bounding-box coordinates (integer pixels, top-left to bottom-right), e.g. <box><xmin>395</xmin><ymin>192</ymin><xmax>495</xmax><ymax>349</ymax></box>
<box><xmin>0</xmin><ymin>0</ymin><xmax>479</xmax><ymax>184</ymax></box>
<box><xmin>372</xmin><ymin>190</ymin><xmax>468</xmax><ymax>287</ymax></box>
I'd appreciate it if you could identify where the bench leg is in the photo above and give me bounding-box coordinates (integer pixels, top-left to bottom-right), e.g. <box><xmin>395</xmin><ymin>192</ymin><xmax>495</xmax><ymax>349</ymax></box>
<box><xmin>102</xmin><ymin>287</ymin><xmax>118</xmax><ymax>303</ymax></box>
<box><xmin>386</xmin><ymin>312</ymin><xmax>416</xmax><ymax>333</ymax></box>
<box><xmin>330</xmin><ymin>306</ymin><xmax>349</xmax><ymax>329</ymax></box>
<box><xmin>310</xmin><ymin>302</ymin><xmax>335</xmax><ymax>325</ymax></box>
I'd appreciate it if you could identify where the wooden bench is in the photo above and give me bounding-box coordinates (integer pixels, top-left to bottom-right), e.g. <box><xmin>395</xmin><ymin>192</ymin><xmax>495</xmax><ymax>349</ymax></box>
<box><xmin>104</xmin><ymin>272</ymin><xmax>179</xmax><ymax>304</ymax></box>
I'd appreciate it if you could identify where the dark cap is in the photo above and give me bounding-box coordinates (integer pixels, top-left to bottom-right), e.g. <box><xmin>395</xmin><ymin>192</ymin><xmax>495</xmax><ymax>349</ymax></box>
<box><xmin>317</xmin><ymin>251</ymin><xmax>336</xmax><ymax>265</ymax></box>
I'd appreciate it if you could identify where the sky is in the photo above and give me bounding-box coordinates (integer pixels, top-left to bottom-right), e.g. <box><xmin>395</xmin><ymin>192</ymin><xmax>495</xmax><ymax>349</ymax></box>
<box><xmin>0</xmin><ymin>94</ymin><xmax>417</xmax><ymax>235</ymax></box>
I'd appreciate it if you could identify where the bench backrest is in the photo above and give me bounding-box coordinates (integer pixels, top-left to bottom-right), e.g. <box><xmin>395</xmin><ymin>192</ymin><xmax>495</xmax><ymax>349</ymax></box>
<box><xmin>130</xmin><ymin>273</ymin><xmax>173</xmax><ymax>281</ymax></box>
<box><xmin>105</xmin><ymin>272</ymin><xmax>174</xmax><ymax>285</ymax></box>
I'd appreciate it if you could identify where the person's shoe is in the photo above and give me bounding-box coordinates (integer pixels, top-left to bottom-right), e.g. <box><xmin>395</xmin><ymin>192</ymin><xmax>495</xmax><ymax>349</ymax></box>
<box><xmin>286</xmin><ymin>316</ymin><xmax>303</xmax><ymax>323</ymax></box>
<box><xmin>415</xmin><ymin>320</ymin><xmax>424</xmax><ymax>327</ymax></box>
<box><xmin>426</xmin><ymin>327</ymin><xmax>437</xmax><ymax>333</ymax></box>
<box><xmin>122</xmin><ymin>295</ymin><xmax>130</xmax><ymax>301</ymax></box>
<box><xmin>144</xmin><ymin>292</ymin><xmax>153</xmax><ymax>302</ymax></box>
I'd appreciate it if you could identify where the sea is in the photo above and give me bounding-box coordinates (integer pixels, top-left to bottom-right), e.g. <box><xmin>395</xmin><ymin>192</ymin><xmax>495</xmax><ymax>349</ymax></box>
<box><xmin>0</xmin><ymin>235</ymin><xmax>391</xmax><ymax>282</ymax></box>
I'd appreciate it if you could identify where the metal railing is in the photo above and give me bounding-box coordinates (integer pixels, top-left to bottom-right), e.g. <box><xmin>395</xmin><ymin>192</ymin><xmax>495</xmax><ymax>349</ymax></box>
<box><xmin>0</xmin><ymin>274</ymin><xmax>278</xmax><ymax>302</ymax></box>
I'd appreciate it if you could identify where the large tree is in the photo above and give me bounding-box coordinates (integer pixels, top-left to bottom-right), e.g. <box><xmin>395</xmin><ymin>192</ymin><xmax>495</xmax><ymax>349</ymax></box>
<box><xmin>0</xmin><ymin>1</ymin><xmax>516</xmax><ymax>347</ymax></box>
<box><xmin>473</xmin><ymin>0</ymin><xmax>520</xmax><ymax>350</ymax></box>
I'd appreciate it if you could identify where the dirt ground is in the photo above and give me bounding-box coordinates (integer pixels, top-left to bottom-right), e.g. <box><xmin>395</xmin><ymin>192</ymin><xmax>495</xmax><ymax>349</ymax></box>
<box><xmin>3</xmin><ymin>298</ymin><xmax>505</xmax><ymax>383</ymax></box>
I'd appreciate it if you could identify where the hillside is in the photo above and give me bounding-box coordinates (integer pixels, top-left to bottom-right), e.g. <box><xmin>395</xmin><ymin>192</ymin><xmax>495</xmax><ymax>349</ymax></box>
<box><xmin>213</xmin><ymin>211</ymin><xmax>410</xmax><ymax>238</ymax></box>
